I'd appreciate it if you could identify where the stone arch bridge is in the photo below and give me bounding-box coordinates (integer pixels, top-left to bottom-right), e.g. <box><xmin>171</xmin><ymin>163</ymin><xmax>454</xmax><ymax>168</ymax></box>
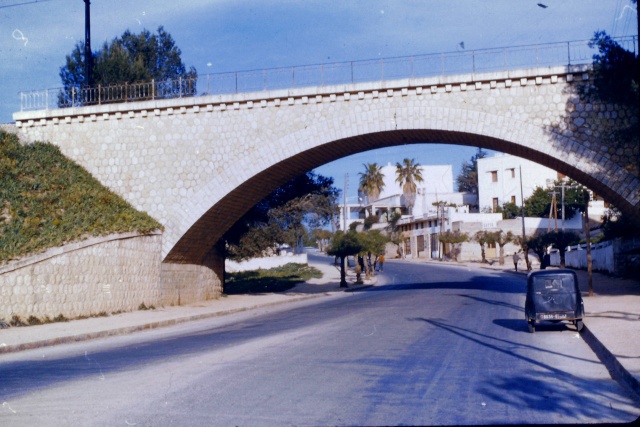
<box><xmin>12</xmin><ymin>64</ymin><xmax>640</xmax><ymax>298</ymax></box>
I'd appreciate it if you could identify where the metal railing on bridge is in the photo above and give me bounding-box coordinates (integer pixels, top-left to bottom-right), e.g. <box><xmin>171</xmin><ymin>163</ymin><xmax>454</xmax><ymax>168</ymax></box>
<box><xmin>19</xmin><ymin>36</ymin><xmax>638</xmax><ymax>112</ymax></box>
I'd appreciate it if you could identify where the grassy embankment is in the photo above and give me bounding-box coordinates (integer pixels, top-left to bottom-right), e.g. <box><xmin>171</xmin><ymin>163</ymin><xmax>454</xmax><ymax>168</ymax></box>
<box><xmin>0</xmin><ymin>129</ymin><xmax>162</xmax><ymax>264</ymax></box>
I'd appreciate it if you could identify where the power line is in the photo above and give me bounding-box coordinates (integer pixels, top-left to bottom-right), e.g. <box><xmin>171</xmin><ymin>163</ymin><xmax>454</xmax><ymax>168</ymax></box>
<box><xmin>0</xmin><ymin>0</ymin><xmax>56</xmax><ymax>9</ymax></box>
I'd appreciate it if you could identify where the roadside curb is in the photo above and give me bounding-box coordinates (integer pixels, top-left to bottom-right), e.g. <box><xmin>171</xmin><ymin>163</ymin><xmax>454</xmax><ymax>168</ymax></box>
<box><xmin>580</xmin><ymin>324</ymin><xmax>640</xmax><ymax>398</ymax></box>
<box><xmin>344</xmin><ymin>284</ymin><xmax>374</xmax><ymax>292</ymax></box>
<box><xmin>0</xmin><ymin>293</ymin><xmax>324</xmax><ymax>355</ymax></box>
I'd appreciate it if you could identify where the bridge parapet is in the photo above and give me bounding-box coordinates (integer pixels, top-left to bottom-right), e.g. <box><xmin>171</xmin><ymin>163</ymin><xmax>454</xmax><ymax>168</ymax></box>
<box><xmin>14</xmin><ymin>65</ymin><xmax>589</xmax><ymax>128</ymax></box>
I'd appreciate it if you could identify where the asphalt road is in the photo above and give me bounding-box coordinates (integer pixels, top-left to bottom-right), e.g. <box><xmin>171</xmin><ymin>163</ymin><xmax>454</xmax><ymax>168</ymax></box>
<box><xmin>1</xmin><ymin>255</ymin><xmax>638</xmax><ymax>426</ymax></box>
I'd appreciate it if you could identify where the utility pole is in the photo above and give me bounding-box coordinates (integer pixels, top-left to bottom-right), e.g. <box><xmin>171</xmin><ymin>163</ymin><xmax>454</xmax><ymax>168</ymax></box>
<box><xmin>519</xmin><ymin>166</ymin><xmax>531</xmax><ymax>271</ymax></box>
<box><xmin>342</xmin><ymin>173</ymin><xmax>348</xmax><ymax>231</ymax></box>
<box><xmin>548</xmin><ymin>191</ymin><xmax>558</xmax><ymax>232</ymax></box>
<box><xmin>561</xmin><ymin>181</ymin><xmax>565</xmax><ymax>231</ymax></box>
<box><xmin>84</xmin><ymin>0</ymin><xmax>92</xmax><ymax>87</ymax></box>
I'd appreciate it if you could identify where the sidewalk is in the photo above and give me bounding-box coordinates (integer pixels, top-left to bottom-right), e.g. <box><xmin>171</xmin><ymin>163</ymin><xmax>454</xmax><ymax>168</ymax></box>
<box><xmin>0</xmin><ymin>254</ymin><xmax>638</xmax><ymax>399</ymax></box>
<box><xmin>0</xmin><ymin>255</ymin><xmax>372</xmax><ymax>355</ymax></box>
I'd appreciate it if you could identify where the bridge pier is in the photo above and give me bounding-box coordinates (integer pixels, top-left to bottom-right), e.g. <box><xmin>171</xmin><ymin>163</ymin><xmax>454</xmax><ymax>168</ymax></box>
<box><xmin>159</xmin><ymin>242</ymin><xmax>225</xmax><ymax>306</ymax></box>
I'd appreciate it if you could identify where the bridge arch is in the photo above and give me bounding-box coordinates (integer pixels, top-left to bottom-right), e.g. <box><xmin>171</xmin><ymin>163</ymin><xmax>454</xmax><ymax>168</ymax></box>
<box><xmin>167</xmin><ymin>105</ymin><xmax>638</xmax><ymax>265</ymax></box>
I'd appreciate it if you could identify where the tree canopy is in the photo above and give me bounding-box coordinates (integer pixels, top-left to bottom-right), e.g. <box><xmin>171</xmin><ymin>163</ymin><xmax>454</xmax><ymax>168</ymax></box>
<box><xmin>578</xmin><ymin>31</ymin><xmax>639</xmax><ymax>177</ymax></box>
<box><xmin>224</xmin><ymin>172</ymin><xmax>340</xmax><ymax>260</ymax></box>
<box><xmin>327</xmin><ymin>230</ymin><xmax>364</xmax><ymax>287</ymax></box>
<box><xmin>59</xmin><ymin>26</ymin><xmax>197</xmax><ymax>98</ymax></box>
<box><xmin>456</xmin><ymin>148</ymin><xmax>487</xmax><ymax>194</ymax></box>
<box><xmin>523</xmin><ymin>180</ymin><xmax>587</xmax><ymax>220</ymax></box>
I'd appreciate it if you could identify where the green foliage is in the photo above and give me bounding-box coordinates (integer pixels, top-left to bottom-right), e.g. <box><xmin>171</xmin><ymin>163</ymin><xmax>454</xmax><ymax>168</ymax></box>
<box><xmin>500</xmin><ymin>202</ymin><xmax>521</xmax><ymax>219</ymax></box>
<box><xmin>363</xmin><ymin>214</ymin><xmax>379</xmax><ymax>230</ymax></box>
<box><xmin>310</xmin><ymin>228</ymin><xmax>332</xmax><ymax>250</ymax></box>
<box><xmin>0</xmin><ymin>130</ymin><xmax>161</xmax><ymax>263</ymax></box>
<box><xmin>358</xmin><ymin>229</ymin><xmax>388</xmax><ymax>255</ymax></box>
<box><xmin>3</xmin><ymin>311</ymin><xmax>114</xmax><ymax>328</ymax></box>
<box><xmin>224</xmin><ymin>172</ymin><xmax>339</xmax><ymax>261</ymax></box>
<box><xmin>224</xmin><ymin>263</ymin><xmax>322</xmax><ymax>294</ymax></box>
<box><xmin>59</xmin><ymin>26</ymin><xmax>198</xmax><ymax>103</ymax></box>
<box><xmin>456</xmin><ymin>148</ymin><xmax>487</xmax><ymax>194</ymax></box>
<box><xmin>327</xmin><ymin>230</ymin><xmax>363</xmax><ymax>258</ymax></box>
<box><xmin>524</xmin><ymin>187</ymin><xmax>552</xmax><ymax>218</ymax></box>
<box><xmin>601</xmin><ymin>207</ymin><xmax>640</xmax><ymax>240</ymax></box>
<box><xmin>579</xmin><ymin>31</ymin><xmax>639</xmax><ymax>176</ymax></box>
<box><xmin>524</xmin><ymin>182</ymin><xmax>587</xmax><ymax>219</ymax></box>
<box><xmin>439</xmin><ymin>230</ymin><xmax>469</xmax><ymax>244</ymax></box>
<box><xmin>327</xmin><ymin>230</ymin><xmax>365</xmax><ymax>287</ymax></box>
<box><xmin>582</xmin><ymin>31</ymin><xmax>639</xmax><ymax>106</ymax></box>
<box><xmin>439</xmin><ymin>230</ymin><xmax>468</xmax><ymax>261</ymax></box>
<box><xmin>527</xmin><ymin>230</ymin><xmax>581</xmax><ymax>267</ymax></box>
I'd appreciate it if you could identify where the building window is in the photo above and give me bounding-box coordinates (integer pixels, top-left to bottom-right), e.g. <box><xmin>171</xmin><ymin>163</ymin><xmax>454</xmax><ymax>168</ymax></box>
<box><xmin>491</xmin><ymin>171</ymin><xmax>498</xmax><ymax>182</ymax></box>
<box><xmin>492</xmin><ymin>198</ymin><xmax>499</xmax><ymax>212</ymax></box>
<box><xmin>511</xmin><ymin>195</ymin><xmax>516</xmax><ymax>204</ymax></box>
<box><xmin>508</xmin><ymin>168</ymin><xmax>515</xmax><ymax>178</ymax></box>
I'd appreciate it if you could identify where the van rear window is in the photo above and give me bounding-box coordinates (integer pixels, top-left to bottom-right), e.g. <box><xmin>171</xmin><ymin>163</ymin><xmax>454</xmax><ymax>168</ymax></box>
<box><xmin>533</xmin><ymin>276</ymin><xmax>574</xmax><ymax>293</ymax></box>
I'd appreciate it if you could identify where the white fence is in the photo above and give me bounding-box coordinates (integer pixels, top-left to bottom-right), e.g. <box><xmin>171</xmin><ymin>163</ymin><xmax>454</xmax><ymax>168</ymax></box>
<box><xmin>565</xmin><ymin>241</ymin><xmax>615</xmax><ymax>273</ymax></box>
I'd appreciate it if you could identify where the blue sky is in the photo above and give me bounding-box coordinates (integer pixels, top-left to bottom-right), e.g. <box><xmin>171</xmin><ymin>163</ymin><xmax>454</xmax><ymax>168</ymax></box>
<box><xmin>1</xmin><ymin>0</ymin><xmax>637</xmax><ymax>200</ymax></box>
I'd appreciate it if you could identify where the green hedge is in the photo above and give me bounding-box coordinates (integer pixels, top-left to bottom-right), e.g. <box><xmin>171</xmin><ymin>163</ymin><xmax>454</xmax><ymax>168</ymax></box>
<box><xmin>0</xmin><ymin>130</ymin><xmax>162</xmax><ymax>263</ymax></box>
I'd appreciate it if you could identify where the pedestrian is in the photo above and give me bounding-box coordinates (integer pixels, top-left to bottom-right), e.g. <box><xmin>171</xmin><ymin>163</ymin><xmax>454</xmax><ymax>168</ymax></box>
<box><xmin>513</xmin><ymin>252</ymin><xmax>520</xmax><ymax>272</ymax></box>
<box><xmin>378</xmin><ymin>254</ymin><xmax>385</xmax><ymax>271</ymax></box>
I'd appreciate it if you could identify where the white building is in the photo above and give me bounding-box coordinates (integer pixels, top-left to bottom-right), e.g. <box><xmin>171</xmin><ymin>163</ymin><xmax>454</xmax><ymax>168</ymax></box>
<box><xmin>477</xmin><ymin>153</ymin><xmax>559</xmax><ymax>213</ymax></box>
<box><xmin>341</xmin><ymin>154</ymin><xmax>604</xmax><ymax>263</ymax></box>
<box><xmin>359</xmin><ymin>163</ymin><xmax>477</xmax><ymax>220</ymax></box>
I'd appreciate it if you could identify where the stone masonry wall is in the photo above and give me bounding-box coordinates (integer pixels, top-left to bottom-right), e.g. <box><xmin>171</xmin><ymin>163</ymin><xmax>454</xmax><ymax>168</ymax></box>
<box><xmin>0</xmin><ymin>232</ymin><xmax>163</xmax><ymax>320</ymax></box>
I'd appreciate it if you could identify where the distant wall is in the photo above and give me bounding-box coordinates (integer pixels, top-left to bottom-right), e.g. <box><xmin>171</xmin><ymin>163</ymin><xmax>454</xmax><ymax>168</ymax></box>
<box><xmin>557</xmin><ymin>237</ymin><xmax>640</xmax><ymax>276</ymax></box>
<box><xmin>226</xmin><ymin>253</ymin><xmax>307</xmax><ymax>273</ymax></box>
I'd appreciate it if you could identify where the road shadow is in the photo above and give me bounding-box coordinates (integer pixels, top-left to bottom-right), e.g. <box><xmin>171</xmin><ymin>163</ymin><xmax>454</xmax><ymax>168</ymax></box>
<box><xmin>493</xmin><ymin>318</ymin><xmax>578</xmax><ymax>333</ymax></box>
<box><xmin>363</xmin><ymin>275</ymin><xmax>526</xmax><ymax>295</ymax></box>
<box><xmin>406</xmin><ymin>317</ymin><xmax>640</xmax><ymax>421</ymax></box>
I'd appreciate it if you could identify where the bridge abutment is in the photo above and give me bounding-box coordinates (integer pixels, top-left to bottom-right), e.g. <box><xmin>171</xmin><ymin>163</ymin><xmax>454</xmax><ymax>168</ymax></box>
<box><xmin>160</xmin><ymin>242</ymin><xmax>225</xmax><ymax>306</ymax></box>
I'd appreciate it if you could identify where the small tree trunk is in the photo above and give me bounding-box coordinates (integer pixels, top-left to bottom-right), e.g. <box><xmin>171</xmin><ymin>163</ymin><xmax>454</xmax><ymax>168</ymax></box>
<box><xmin>340</xmin><ymin>256</ymin><xmax>348</xmax><ymax>287</ymax></box>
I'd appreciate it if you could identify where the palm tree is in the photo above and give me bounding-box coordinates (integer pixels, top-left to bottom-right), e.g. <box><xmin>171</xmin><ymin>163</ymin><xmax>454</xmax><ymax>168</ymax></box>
<box><xmin>358</xmin><ymin>163</ymin><xmax>385</xmax><ymax>204</ymax></box>
<box><xmin>395</xmin><ymin>158</ymin><xmax>424</xmax><ymax>215</ymax></box>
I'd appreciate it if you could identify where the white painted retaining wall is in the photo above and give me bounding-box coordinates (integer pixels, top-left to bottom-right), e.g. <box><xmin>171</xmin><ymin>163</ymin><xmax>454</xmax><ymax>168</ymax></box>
<box><xmin>225</xmin><ymin>253</ymin><xmax>308</xmax><ymax>273</ymax></box>
<box><xmin>563</xmin><ymin>241</ymin><xmax>615</xmax><ymax>273</ymax></box>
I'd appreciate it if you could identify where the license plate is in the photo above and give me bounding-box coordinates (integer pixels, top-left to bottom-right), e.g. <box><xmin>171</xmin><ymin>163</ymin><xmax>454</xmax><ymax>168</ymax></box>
<box><xmin>538</xmin><ymin>313</ymin><xmax>569</xmax><ymax>320</ymax></box>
